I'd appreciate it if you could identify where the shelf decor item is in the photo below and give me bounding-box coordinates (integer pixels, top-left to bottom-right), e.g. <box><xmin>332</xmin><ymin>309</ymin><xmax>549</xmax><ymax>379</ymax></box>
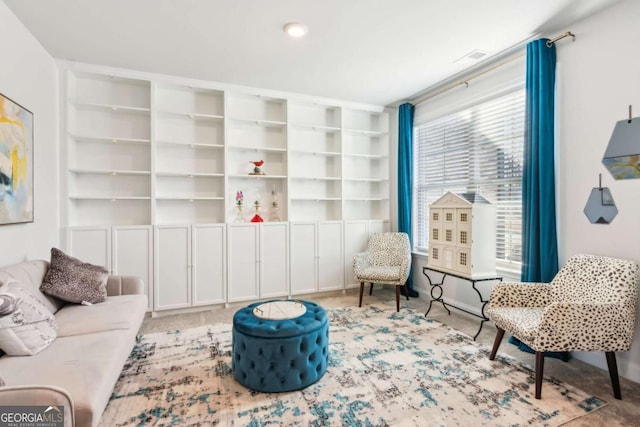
<box><xmin>427</xmin><ymin>192</ymin><xmax>496</xmax><ymax>279</ymax></box>
<box><xmin>269</xmin><ymin>187</ymin><xmax>280</xmax><ymax>222</ymax></box>
<box><xmin>249</xmin><ymin>160</ymin><xmax>265</xmax><ymax>175</ymax></box>
<box><xmin>250</xmin><ymin>200</ymin><xmax>264</xmax><ymax>222</ymax></box>
<box><xmin>0</xmin><ymin>93</ymin><xmax>34</xmax><ymax>226</ymax></box>
<box><xmin>234</xmin><ymin>190</ymin><xmax>245</xmax><ymax>223</ymax></box>
<box><xmin>602</xmin><ymin>105</ymin><xmax>640</xmax><ymax>180</ymax></box>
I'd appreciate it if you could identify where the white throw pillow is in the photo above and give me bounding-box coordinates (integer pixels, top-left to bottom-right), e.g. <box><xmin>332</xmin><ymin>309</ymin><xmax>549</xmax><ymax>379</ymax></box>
<box><xmin>0</xmin><ymin>278</ymin><xmax>59</xmax><ymax>356</ymax></box>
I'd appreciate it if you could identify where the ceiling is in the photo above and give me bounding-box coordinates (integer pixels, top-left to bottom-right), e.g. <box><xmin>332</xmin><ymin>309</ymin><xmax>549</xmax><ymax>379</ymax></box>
<box><xmin>3</xmin><ymin>0</ymin><xmax>622</xmax><ymax>106</ymax></box>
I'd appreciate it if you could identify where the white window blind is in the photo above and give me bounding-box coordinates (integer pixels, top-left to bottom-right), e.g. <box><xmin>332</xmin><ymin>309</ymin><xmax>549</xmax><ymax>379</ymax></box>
<box><xmin>413</xmin><ymin>88</ymin><xmax>525</xmax><ymax>267</ymax></box>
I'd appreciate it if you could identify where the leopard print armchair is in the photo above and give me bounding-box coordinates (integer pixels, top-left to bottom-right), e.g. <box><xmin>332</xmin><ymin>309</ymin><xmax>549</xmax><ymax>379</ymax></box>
<box><xmin>353</xmin><ymin>232</ymin><xmax>411</xmax><ymax>312</ymax></box>
<box><xmin>487</xmin><ymin>254</ymin><xmax>639</xmax><ymax>400</ymax></box>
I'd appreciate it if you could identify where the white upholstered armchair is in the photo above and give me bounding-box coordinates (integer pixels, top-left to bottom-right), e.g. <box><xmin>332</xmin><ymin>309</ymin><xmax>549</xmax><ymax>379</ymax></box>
<box><xmin>353</xmin><ymin>232</ymin><xmax>412</xmax><ymax>312</ymax></box>
<box><xmin>487</xmin><ymin>254</ymin><xmax>639</xmax><ymax>399</ymax></box>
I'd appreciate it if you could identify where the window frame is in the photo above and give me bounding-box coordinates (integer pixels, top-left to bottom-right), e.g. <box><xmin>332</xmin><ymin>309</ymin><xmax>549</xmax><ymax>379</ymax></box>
<box><xmin>411</xmin><ymin>85</ymin><xmax>525</xmax><ymax>276</ymax></box>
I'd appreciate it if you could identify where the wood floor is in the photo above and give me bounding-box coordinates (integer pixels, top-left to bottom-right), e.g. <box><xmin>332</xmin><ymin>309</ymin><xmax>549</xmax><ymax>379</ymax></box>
<box><xmin>141</xmin><ymin>287</ymin><xmax>640</xmax><ymax>427</ymax></box>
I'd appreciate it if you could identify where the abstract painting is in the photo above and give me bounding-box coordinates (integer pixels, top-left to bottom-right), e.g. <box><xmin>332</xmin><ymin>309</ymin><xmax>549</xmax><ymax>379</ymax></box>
<box><xmin>0</xmin><ymin>93</ymin><xmax>33</xmax><ymax>225</ymax></box>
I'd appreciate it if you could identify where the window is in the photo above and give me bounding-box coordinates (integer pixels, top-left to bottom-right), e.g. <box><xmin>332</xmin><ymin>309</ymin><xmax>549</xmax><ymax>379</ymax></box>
<box><xmin>460</xmin><ymin>252</ymin><xmax>467</xmax><ymax>266</ymax></box>
<box><xmin>413</xmin><ymin>89</ymin><xmax>524</xmax><ymax>268</ymax></box>
<box><xmin>460</xmin><ymin>212</ymin><xmax>468</xmax><ymax>223</ymax></box>
<box><xmin>432</xmin><ymin>228</ymin><xmax>439</xmax><ymax>240</ymax></box>
<box><xmin>432</xmin><ymin>247</ymin><xmax>439</xmax><ymax>260</ymax></box>
<box><xmin>445</xmin><ymin>212</ymin><xmax>453</xmax><ymax>222</ymax></box>
<box><xmin>459</xmin><ymin>230</ymin><xmax>468</xmax><ymax>245</ymax></box>
<box><xmin>445</xmin><ymin>229</ymin><xmax>452</xmax><ymax>242</ymax></box>
<box><xmin>432</xmin><ymin>212</ymin><xmax>439</xmax><ymax>221</ymax></box>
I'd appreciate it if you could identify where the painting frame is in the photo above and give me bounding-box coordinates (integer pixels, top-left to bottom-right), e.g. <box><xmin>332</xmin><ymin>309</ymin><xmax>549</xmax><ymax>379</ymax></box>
<box><xmin>0</xmin><ymin>92</ymin><xmax>34</xmax><ymax>226</ymax></box>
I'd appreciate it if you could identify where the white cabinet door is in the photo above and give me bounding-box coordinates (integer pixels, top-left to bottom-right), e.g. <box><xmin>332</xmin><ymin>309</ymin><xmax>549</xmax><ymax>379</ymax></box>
<box><xmin>227</xmin><ymin>224</ymin><xmax>259</xmax><ymax>302</ymax></box>
<box><xmin>344</xmin><ymin>220</ymin><xmax>370</xmax><ymax>288</ymax></box>
<box><xmin>260</xmin><ymin>223</ymin><xmax>289</xmax><ymax>298</ymax></box>
<box><xmin>112</xmin><ymin>226</ymin><xmax>153</xmax><ymax>310</ymax></box>
<box><xmin>155</xmin><ymin>225</ymin><xmax>191</xmax><ymax>310</ymax></box>
<box><xmin>318</xmin><ymin>221</ymin><xmax>344</xmax><ymax>291</ymax></box>
<box><xmin>68</xmin><ymin>227</ymin><xmax>111</xmax><ymax>271</ymax></box>
<box><xmin>290</xmin><ymin>222</ymin><xmax>317</xmax><ymax>295</ymax></box>
<box><xmin>192</xmin><ymin>224</ymin><xmax>226</xmax><ymax>306</ymax></box>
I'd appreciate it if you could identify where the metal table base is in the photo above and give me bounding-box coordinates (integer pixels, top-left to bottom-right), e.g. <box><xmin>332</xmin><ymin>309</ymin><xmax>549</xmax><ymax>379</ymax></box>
<box><xmin>423</xmin><ymin>266</ymin><xmax>502</xmax><ymax>340</ymax></box>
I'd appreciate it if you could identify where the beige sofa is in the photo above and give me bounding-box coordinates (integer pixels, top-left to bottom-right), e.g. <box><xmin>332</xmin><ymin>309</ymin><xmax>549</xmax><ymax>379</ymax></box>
<box><xmin>0</xmin><ymin>260</ymin><xmax>147</xmax><ymax>427</ymax></box>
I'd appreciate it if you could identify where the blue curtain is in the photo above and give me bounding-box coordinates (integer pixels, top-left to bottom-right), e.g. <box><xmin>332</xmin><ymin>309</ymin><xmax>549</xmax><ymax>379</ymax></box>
<box><xmin>512</xmin><ymin>38</ymin><xmax>562</xmax><ymax>357</ymax></box>
<box><xmin>521</xmin><ymin>38</ymin><xmax>559</xmax><ymax>283</ymax></box>
<box><xmin>398</xmin><ymin>103</ymin><xmax>418</xmax><ymax>297</ymax></box>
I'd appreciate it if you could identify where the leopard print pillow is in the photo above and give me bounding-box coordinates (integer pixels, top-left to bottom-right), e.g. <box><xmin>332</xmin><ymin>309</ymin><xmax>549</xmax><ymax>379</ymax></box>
<box><xmin>40</xmin><ymin>248</ymin><xmax>108</xmax><ymax>304</ymax></box>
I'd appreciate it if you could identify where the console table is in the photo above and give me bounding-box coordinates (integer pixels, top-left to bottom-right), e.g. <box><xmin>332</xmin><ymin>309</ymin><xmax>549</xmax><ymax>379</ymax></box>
<box><xmin>423</xmin><ymin>266</ymin><xmax>502</xmax><ymax>340</ymax></box>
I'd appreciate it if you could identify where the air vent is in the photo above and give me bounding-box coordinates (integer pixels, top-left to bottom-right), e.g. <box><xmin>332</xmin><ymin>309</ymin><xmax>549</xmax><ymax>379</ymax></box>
<box><xmin>453</xmin><ymin>49</ymin><xmax>488</xmax><ymax>63</ymax></box>
<box><xmin>467</xmin><ymin>50</ymin><xmax>487</xmax><ymax>60</ymax></box>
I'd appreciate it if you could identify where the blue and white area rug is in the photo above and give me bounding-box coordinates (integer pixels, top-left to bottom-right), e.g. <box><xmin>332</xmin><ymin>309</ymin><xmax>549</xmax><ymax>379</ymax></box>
<box><xmin>100</xmin><ymin>305</ymin><xmax>605</xmax><ymax>426</ymax></box>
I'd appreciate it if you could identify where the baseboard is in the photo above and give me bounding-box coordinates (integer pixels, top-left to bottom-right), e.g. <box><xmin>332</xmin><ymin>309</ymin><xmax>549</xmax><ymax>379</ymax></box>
<box><xmin>572</xmin><ymin>351</ymin><xmax>640</xmax><ymax>384</ymax></box>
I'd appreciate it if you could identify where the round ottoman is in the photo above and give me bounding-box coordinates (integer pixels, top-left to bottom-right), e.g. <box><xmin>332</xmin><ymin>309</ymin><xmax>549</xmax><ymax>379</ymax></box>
<box><xmin>232</xmin><ymin>300</ymin><xmax>329</xmax><ymax>392</ymax></box>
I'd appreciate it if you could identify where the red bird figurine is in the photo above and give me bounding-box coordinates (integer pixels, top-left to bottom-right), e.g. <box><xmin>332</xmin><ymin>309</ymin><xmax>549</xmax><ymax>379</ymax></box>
<box><xmin>249</xmin><ymin>160</ymin><xmax>265</xmax><ymax>175</ymax></box>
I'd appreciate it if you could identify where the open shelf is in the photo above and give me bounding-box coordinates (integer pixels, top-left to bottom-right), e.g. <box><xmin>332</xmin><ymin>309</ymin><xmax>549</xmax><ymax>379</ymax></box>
<box><xmin>70</xmin><ymin>134</ymin><xmax>150</xmax><ymax>145</ymax></box>
<box><xmin>157</xmin><ymin>110</ymin><xmax>224</xmax><ymax>121</ymax></box>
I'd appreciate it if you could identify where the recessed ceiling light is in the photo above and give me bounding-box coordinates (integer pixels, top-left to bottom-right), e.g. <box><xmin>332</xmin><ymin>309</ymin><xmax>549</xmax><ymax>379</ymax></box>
<box><xmin>284</xmin><ymin>23</ymin><xmax>308</xmax><ymax>38</ymax></box>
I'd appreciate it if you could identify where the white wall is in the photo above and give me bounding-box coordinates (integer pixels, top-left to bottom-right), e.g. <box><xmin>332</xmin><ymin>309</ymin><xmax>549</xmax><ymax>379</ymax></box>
<box><xmin>555</xmin><ymin>0</ymin><xmax>640</xmax><ymax>382</ymax></box>
<box><xmin>0</xmin><ymin>1</ymin><xmax>58</xmax><ymax>266</ymax></box>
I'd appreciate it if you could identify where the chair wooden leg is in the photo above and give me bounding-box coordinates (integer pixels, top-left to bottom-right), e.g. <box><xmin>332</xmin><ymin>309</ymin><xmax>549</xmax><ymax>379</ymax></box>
<box><xmin>535</xmin><ymin>351</ymin><xmax>544</xmax><ymax>399</ymax></box>
<box><xmin>395</xmin><ymin>285</ymin><xmax>400</xmax><ymax>312</ymax></box>
<box><xmin>358</xmin><ymin>282</ymin><xmax>364</xmax><ymax>307</ymax></box>
<box><xmin>404</xmin><ymin>283</ymin><xmax>410</xmax><ymax>300</ymax></box>
<box><xmin>606</xmin><ymin>351</ymin><xmax>622</xmax><ymax>399</ymax></box>
<box><xmin>489</xmin><ymin>328</ymin><xmax>505</xmax><ymax>360</ymax></box>
<box><xmin>369</xmin><ymin>283</ymin><xmax>374</xmax><ymax>296</ymax></box>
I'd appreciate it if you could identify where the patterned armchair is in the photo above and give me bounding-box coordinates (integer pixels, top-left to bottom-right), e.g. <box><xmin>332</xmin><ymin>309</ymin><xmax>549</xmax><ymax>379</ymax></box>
<box><xmin>487</xmin><ymin>254</ymin><xmax>639</xmax><ymax>400</ymax></box>
<box><xmin>353</xmin><ymin>232</ymin><xmax>412</xmax><ymax>312</ymax></box>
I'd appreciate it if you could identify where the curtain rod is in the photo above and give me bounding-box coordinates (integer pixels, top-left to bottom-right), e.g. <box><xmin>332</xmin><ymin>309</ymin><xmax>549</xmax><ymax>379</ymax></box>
<box><xmin>411</xmin><ymin>30</ymin><xmax>575</xmax><ymax>107</ymax></box>
<box><xmin>412</xmin><ymin>53</ymin><xmax>524</xmax><ymax>107</ymax></box>
<box><xmin>546</xmin><ymin>31</ymin><xmax>575</xmax><ymax>47</ymax></box>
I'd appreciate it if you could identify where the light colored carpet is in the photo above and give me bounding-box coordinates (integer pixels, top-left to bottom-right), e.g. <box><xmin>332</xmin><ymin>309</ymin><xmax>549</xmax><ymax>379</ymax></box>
<box><xmin>101</xmin><ymin>304</ymin><xmax>605</xmax><ymax>426</ymax></box>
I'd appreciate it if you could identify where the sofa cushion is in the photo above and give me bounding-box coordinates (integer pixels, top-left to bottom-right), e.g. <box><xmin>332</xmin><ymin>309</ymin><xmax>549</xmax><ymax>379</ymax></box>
<box><xmin>0</xmin><ymin>278</ymin><xmax>59</xmax><ymax>356</ymax></box>
<box><xmin>0</xmin><ymin>260</ymin><xmax>63</xmax><ymax>314</ymax></box>
<box><xmin>0</xmin><ymin>328</ymin><xmax>140</xmax><ymax>427</ymax></box>
<box><xmin>55</xmin><ymin>294</ymin><xmax>147</xmax><ymax>337</ymax></box>
<box><xmin>41</xmin><ymin>248</ymin><xmax>108</xmax><ymax>304</ymax></box>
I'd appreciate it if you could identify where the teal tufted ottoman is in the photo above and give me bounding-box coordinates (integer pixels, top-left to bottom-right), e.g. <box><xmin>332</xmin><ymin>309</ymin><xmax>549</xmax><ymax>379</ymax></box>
<box><xmin>232</xmin><ymin>300</ymin><xmax>329</xmax><ymax>392</ymax></box>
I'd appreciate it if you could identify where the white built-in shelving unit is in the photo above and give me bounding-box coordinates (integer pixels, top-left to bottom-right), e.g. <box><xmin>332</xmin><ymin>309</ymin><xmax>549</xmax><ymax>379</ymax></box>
<box><xmin>154</xmin><ymin>83</ymin><xmax>226</xmax><ymax>225</ymax></box>
<box><xmin>61</xmin><ymin>63</ymin><xmax>390</xmax><ymax>313</ymax></box>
